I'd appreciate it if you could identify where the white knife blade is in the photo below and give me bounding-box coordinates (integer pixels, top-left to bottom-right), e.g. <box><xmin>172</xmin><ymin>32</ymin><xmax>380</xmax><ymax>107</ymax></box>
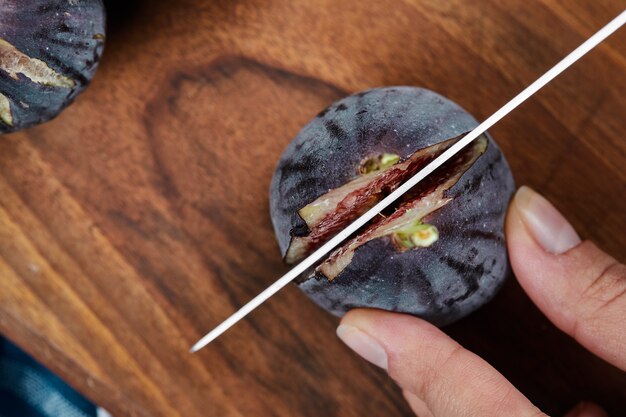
<box><xmin>191</xmin><ymin>10</ymin><xmax>626</xmax><ymax>353</ymax></box>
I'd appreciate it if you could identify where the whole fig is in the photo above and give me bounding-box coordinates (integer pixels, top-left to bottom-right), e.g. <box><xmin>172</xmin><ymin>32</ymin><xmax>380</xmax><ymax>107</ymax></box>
<box><xmin>270</xmin><ymin>87</ymin><xmax>515</xmax><ymax>326</ymax></box>
<box><xmin>0</xmin><ymin>0</ymin><xmax>106</xmax><ymax>133</ymax></box>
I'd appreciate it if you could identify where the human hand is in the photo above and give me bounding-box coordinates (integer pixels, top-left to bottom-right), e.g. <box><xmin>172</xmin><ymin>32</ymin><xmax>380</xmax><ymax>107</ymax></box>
<box><xmin>336</xmin><ymin>186</ymin><xmax>625</xmax><ymax>417</ymax></box>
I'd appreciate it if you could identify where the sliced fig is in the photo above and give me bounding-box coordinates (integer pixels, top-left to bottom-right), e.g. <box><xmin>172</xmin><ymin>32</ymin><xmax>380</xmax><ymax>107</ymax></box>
<box><xmin>270</xmin><ymin>87</ymin><xmax>515</xmax><ymax>326</ymax></box>
<box><xmin>285</xmin><ymin>135</ymin><xmax>458</xmax><ymax>264</ymax></box>
<box><xmin>0</xmin><ymin>0</ymin><xmax>106</xmax><ymax>133</ymax></box>
<box><xmin>318</xmin><ymin>135</ymin><xmax>488</xmax><ymax>281</ymax></box>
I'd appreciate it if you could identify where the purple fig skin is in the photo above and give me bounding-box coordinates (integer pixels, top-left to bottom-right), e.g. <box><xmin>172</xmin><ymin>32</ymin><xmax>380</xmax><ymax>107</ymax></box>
<box><xmin>0</xmin><ymin>0</ymin><xmax>106</xmax><ymax>133</ymax></box>
<box><xmin>269</xmin><ymin>87</ymin><xmax>515</xmax><ymax>326</ymax></box>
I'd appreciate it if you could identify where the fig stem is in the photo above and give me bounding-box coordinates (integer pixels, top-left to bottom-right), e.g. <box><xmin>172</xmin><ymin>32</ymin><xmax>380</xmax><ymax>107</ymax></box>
<box><xmin>393</xmin><ymin>222</ymin><xmax>439</xmax><ymax>249</ymax></box>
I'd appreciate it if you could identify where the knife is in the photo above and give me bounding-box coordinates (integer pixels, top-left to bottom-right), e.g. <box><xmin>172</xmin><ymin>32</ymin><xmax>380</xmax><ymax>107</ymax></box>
<box><xmin>191</xmin><ymin>10</ymin><xmax>626</xmax><ymax>353</ymax></box>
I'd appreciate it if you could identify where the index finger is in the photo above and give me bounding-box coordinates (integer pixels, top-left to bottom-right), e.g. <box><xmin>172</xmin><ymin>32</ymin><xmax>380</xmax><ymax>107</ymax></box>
<box><xmin>506</xmin><ymin>187</ymin><xmax>626</xmax><ymax>369</ymax></box>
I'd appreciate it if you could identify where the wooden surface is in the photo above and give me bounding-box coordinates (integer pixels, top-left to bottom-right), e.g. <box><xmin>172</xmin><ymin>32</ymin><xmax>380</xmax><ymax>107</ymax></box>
<box><xmin>1</xmin><ymin>1</ymin><xmax>625</xmax><ymax>416</ymax></box>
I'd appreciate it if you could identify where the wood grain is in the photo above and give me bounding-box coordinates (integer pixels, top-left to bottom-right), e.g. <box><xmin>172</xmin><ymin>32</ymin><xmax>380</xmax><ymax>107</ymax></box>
<box><xmin>1</xmin><ymin>1</ymin><xmax>624</xmax><ymax>416</ymax></box>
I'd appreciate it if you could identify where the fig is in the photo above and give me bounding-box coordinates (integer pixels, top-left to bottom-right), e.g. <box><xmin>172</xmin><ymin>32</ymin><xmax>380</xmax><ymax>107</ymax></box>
<box><xmin>0</xmin><ymin>0</ymin><xmax>106</xmax><ymax>133</ymax></box>
<box><xmin>270</xmin><ymin>87</ymin><xmax>515</xmax><ymax>326</ymax></box>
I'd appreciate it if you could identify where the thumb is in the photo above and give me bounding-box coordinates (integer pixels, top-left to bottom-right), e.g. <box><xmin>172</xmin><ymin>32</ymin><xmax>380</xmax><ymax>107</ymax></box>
<box><xmin>506</xmin><ymin>186</ymin><xmax>626</xmax><ymax>370</ymax></box>
<box><xmin>337</xmin><ymin>309</ymin><xmax>545</xmax><ymax>417</ymax></box>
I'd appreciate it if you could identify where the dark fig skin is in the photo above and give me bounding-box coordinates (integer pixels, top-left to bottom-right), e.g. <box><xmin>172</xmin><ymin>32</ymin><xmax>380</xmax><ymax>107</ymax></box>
<box><xmin>0</xmin><ymin>0</ymin><xmax>106</xmax><ymax>134</ymax></box>
<box><xmin>270</xmin><ymin>87</ymin><xmax>515</xmax><ymax>326</ymax></box>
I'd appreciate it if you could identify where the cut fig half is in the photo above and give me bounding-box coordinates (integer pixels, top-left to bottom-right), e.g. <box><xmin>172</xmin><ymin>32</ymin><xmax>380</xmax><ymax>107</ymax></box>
<box><xmin>285</xmin><ymin>133</ymin><xmax>465</xmax><ymax>264</ymax></box>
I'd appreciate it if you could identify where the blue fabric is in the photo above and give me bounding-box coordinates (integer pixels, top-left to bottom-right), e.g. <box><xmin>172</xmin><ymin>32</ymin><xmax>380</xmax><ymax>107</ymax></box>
<box><xmin>0</xmin><ymin>338</ymin><xmax>98</xmax><ymax>417</ymax></box>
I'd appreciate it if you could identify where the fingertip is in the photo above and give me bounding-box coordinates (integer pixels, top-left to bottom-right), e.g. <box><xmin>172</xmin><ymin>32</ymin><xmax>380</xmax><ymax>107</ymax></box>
<box><xmin>506</xmin><ymin>188</ymin><xmax>558</xmax><ymax>308</ymax></box>
<box><xmin>337</xmin><ymin>309</ymin><xmax>444</xmax><ymax>371</ymax></box>
<box><xmin>340</xmin><ymin>308</ymin><xmax>437</xmax><ymax>337</ymax></box>
<box><xmin>339</xmin><ymin>309</ymin><xmax>380</xmax><ymax>334</ymax></box>
<box><xmin>506</xmin><ymin>186</ymin><xmax>585</xmax><ymax>318</ymax></box>
<box><xmin>337</xmin><ymin>309</ymin><xmax>398</xmax><ymax>370</ymax></box>
<box><xmin>340</xmin><ymin>309</ymin><xmax>433</xmax><ymax>347</ymax></box>
<box><xmin>340</xmin><ymin>307</ymin><xmax>373</xmax><ymax>324</ymax></box>
<box><xmin>506</xmin><ymin>186</ymin><xmax>626</xmax><ymax>369</ymax></box>
<box><xmin>336</xmin><ymin>322</ymin><xmax>388</xmax><ymax>369</ymax></box>
<box><xmin>511</xmin><ymin>186</ymin><xmax>581</xmax><ymax>254</ymax></box>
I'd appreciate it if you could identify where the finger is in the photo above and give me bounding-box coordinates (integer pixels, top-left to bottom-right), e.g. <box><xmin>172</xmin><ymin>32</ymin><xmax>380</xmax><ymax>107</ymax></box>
<box><xmin>563</xmin><ymin>402</ymin><xmax>608</xmax><ymax>417</ymax></box>
<box><xmin>337</xmin><ymin>309</ymin><xmax>546</xmax><ymax>417</ymax></box>
<box><xmin>506</xmin><ymin>186</ymin><xmax>626</xmax><ymax>369</ymax></box>
<box><xmin>402</xmin><ymin>390</ymin><xmax>434</xmax><ymax>417</ymax></box>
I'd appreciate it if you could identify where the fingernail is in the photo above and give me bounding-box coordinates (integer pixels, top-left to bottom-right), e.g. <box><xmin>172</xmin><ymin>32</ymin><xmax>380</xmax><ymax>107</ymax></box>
<box><xmin>514</xmin><ymin>186</ymin><xmax>581</xmax><ymax>254</ymax></box>
<box><xmin>336</xmin><ymin>324</ymin><xmax>388</xmax><ymax>369</ymax></box>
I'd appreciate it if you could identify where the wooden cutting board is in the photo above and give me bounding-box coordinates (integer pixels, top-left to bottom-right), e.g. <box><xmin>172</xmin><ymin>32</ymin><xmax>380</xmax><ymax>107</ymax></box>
<box><xmin>1</xmin><ymin>1</ymin><xmax>624</xmax><ymax>416</ymax></box>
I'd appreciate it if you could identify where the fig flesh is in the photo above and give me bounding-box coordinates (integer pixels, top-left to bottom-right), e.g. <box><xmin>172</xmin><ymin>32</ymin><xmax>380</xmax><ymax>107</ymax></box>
<box><xmin>0</xmin><ymin>0</ymin><xmax>106</xmax><ymax>133</ymax></box>
<box><xmin>270</xmin><ymin>87</ymin><xmax>515</xmax><ymax>326</ymax></box>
